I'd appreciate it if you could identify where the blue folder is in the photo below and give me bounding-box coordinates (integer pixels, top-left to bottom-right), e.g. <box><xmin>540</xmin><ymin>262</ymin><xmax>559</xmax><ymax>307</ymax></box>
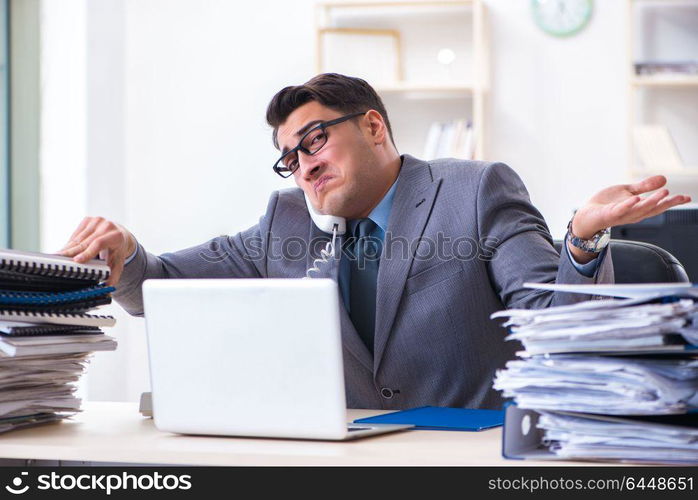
<box><xmin>353</xmin><ymin>406</ymin><xmax>504</xmax><ymax>431</ymax></box>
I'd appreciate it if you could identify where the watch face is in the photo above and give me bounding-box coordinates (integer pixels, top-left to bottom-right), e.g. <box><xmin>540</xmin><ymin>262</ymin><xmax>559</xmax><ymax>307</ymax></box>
<box><xmin>597</xmin><ymin>229</ymin><xmax>611</xmax><ymax>250</ymax></box>
<box><xmin>531</xmin><ymin>0</ymin><xmax>593</xmax><ymax>38</ymax></box>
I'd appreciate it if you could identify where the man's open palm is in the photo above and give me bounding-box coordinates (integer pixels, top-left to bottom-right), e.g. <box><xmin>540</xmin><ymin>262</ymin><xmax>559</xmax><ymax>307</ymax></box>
<box><xmin>572</xmin><ymin>175</ymin><xmax>691</xmax><ymax>239</ymax></box>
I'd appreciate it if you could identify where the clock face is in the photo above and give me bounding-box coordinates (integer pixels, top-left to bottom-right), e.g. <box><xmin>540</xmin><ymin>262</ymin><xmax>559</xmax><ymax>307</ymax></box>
<box><xmin>532</xmin><ymin>0</ymin><xmax>593</xmax><ymax>38</ymax></box>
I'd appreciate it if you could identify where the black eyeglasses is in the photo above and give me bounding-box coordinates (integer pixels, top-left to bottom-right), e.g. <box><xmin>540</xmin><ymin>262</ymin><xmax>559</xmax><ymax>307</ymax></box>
<box><xmin>272</xmin><ymin>111</ymin><xmax>367</xmax><ymax>178</ymax></box>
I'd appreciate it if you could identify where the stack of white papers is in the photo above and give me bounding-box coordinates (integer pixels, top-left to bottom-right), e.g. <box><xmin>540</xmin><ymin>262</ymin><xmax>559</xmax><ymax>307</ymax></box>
<box><xmin>0</xmin><ymin>333</ymin><xmax>116</xmax><ymax>433</ymax></box>
<box><xmin>0</xmin><ymin>248</ymin><xmax>118</xmax><ymax>433</ymax></box>
<box><xmin>0</xmin><ymin>333</ymin><xmax>116</xmax><ymax>357</ymax></box>
<box><xmin>0</xmin><ymin>353</ymin><xmax>96</xmax><ymax>432</ymax></box>
<box><xmin>492</xmin><ymin>298</ymin><xmax>698</xmax><ymax>355</ymax></box>
<box><xmin>538</xmin><ymin>411</ymin><xmax>698</xmax><ymax>463</ymax></box>
<box><xmin>494</xmin><ymin>356</ymin><xmax>698</xmax><ymax>414</ymax></box>
<box><xmin>0</xmin><ymin>341</ymin><xmax>116</xmax><ymax>433</ymax></box>
<box><xmin>492</xmin><ymin>283</ymin><xmax>698</xmax><ymax>464</ymax></box>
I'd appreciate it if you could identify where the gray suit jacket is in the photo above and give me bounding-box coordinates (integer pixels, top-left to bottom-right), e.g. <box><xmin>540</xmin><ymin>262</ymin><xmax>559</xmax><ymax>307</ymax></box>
<box><xmin>115</xmin><ymin>155</ymin><xmax>613</xmax><ymax>410</ymax></box>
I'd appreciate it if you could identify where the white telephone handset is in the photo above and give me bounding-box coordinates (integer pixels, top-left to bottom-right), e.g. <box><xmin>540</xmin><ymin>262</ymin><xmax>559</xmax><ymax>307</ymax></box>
<box><xmin>304</xmin><ymin>194</ymin><xmax>346</xmax><ymax>277</ymax></box>
<box><xmin>305</xmin><ymin>194</ymin><xmax>346</xmax><ymax>236</ymax></box>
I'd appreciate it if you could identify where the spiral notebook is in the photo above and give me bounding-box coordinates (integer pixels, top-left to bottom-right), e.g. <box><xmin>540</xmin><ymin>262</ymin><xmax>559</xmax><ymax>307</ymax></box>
<box><xmin>0</xmin><ymin>249</ymin><xmax>110</xmax><ymax>291</ymax></box>
<box><xmin>0</xmin><ymin>323</ymin><xmax>102</xmax><ymax>336</ymax></box>
<box><xmin>0</xmin><ymin>285</ymin><xmax>114</xmax><ymax>305</ymax></box>
<box><xmin>0</xmin><ymin>297</ymin><xmax>112</xmax><ymax>314</ymax></box>
<box><xmin>0</xmin><ymin>311</ymin><xmax>115</xmax><ymax>328</ymax></box>
<box><xmin>0</xmin><ymin>285</ymin><xmax>115</xmax><ymax>314</ymax></box>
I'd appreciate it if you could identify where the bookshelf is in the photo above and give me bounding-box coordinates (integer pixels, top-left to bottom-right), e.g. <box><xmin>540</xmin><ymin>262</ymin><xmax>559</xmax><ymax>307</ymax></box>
<box><xmin>315</xmin><ymin>0</ymin><xmax>489</xmax><ymax>161</ymax></box>
<box><xmin>626</xmin><ymin>0</ymin><xmax>698</xmax><ymax>181</ymax></box>
<box><xmin>631</xmin><ymin>75</ymin><xmax>698</xmax><ymax>88</ymax></box>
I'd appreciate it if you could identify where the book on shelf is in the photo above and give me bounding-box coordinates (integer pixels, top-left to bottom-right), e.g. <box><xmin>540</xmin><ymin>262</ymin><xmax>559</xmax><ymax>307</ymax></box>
<box><xmin>422</xmin><ymin>119</ymin><xmax>474</xmax><ymax>161</ymax></box>
<box><xmin>634</xmin><ymin>61</ymin><xmax>698</xmax><ymax>77</ymax></box>
<box><xmin>632</xmin><ymin>124</ymin><xmax>685</xmax><ymax>173</ymax></box>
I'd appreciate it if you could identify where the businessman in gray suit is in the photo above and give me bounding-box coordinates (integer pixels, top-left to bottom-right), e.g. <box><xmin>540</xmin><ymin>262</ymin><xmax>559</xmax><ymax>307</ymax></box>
<box><xmin>61</xmin><ymin>73</ymin><xmax>690</xmax><ymax>410</ymax></box>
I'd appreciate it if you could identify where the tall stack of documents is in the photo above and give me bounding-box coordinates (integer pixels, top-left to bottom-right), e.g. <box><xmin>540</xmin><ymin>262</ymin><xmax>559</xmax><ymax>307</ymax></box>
<box><xmin>0</xmin><ymin>249</ymin><xmax>117</xmax><ymax>433</ymax></box>
<box><xmin>492</xmin><ymin>283</ymin><xmax>698</xmax><ymax>464</ymax></box>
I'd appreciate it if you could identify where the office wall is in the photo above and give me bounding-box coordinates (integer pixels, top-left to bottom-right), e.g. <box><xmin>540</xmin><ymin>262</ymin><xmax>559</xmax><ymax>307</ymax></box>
<box><xmin>486</xmin><ymin>0</ymin><xmax>628</xmax><ymax>232</ymax></box>
<box><xmin>38</xmin><ymin>0</ymin><xmax>691</xmax><ymax>401</ymax></box>
<box><xmin>86</xmin><ymin>0</ymin><xmax>317</xmax><ymax>400</ymax></box>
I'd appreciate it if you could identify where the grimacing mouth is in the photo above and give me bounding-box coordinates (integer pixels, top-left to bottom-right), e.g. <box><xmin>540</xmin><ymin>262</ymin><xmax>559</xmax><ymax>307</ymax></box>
<box><xmin>313</xmin><ymin>174</ymin><xmax>334</xmax><ymax>194</ymax></box>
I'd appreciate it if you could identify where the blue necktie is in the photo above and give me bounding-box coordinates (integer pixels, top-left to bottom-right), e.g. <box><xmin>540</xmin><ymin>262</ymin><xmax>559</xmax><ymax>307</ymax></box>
<box><xmin>349</xmin><ymin>218</ymin><xmax>381</xmax><ymax>353</ymax></box>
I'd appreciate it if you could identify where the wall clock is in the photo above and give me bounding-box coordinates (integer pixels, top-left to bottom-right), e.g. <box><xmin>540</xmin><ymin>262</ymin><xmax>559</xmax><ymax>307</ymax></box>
<box><xmin>532</xmin><ymin>0</ymin><xmax>593</xmax><ymax>38</ymax></box>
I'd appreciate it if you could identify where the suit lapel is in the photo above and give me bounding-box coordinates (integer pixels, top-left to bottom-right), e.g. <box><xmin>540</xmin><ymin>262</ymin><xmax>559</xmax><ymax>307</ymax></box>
<box><xmin>373</xmin><ymin>155</ymin><xmax>442</xmax><ymax>374</ymax></box>
<box><xmin>306</xmin><ymin>216</ymin><xmax>373</xmax><ymax>372</ymax></box>
<box><xmin>337</xmin><ymin>298</ymin><xmax>373</xmax><ymax>372</ymax></box>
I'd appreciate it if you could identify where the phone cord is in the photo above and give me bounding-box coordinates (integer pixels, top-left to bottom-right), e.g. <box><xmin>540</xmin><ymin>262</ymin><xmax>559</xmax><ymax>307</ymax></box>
<box><xmin>304</xmin><ymin>224</ymin><xmax>339</xmax><ymax>279</ymax></box>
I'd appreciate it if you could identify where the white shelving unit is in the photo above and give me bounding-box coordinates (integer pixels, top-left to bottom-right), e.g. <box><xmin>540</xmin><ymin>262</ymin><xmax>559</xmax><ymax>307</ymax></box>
<box><xmin>631</xmin><ymin>75</ymin><xmax>698</xmax><ymax>88</ymax></box>
<box><xmin>626</xmin><ymin>0</ymin><xmax>698</xmax><ymax>180</ymax></box>
<box><xmin>315</xmin><ymin>0</ymin><xmax>489</xmax><ymax>160</ymax></box>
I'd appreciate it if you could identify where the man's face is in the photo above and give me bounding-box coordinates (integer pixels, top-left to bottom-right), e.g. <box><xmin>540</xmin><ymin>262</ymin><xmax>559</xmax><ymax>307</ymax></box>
<box><xmin>275</xmin><ymin>101</ymin><xmax>381</xmax><ymax>218</ymax></box>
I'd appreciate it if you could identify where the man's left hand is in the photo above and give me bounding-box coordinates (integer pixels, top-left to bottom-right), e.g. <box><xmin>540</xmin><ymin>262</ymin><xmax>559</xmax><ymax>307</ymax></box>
<box><xmin>568</xmin><ymin>175</ymin><xmax>691</xmax><ymax>263</ymax></box>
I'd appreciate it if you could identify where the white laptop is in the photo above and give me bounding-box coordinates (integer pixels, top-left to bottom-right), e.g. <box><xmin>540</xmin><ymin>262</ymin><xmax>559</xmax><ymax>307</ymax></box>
<box><xmin>142</xmin><ymin>278</ymin><xmax>413</xmax><ymax>440</ymax></box>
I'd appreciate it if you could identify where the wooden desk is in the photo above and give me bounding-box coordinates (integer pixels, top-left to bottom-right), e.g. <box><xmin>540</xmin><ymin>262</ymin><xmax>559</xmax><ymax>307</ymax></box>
<box><xmin>0</xmin><ymin>402</ymin><xmax>585</xmax><ymax>466</ymax></box>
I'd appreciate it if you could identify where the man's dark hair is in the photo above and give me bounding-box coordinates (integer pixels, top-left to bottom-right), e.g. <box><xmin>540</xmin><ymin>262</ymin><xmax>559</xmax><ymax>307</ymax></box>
<box><xmin>266</xmin><ymin>73</ymin><xmax>395</xmax><ymax>149</ymax></box>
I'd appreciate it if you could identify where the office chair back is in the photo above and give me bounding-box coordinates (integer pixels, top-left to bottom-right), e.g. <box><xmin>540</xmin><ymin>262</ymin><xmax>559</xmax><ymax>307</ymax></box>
<box><xmin>553</xmin><ymin>239</ymin><xmax>690</xmax><ymax>284</ymax></box>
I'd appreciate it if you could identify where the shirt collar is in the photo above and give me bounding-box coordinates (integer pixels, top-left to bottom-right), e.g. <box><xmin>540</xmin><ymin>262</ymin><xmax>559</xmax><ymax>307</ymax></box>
<box><xmin>350</xmin><ymin>179</ymin><xmax>397</xmax><ymax>234</ymax></box>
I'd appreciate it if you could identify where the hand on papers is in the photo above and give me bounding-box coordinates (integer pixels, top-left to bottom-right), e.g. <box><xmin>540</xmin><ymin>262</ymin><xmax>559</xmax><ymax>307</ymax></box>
<box><xmin>57</xmin><ymin>217</ymin><xmax>136</xmax><ymax>286</ymax></box>
<box><xmin>572</xmin><ymin>175</ymin><xmax>690</xmax><ymax>240</ymax></box>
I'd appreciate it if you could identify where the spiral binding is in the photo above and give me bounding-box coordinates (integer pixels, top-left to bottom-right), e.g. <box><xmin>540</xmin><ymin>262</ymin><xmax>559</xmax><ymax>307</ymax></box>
<box><xmin>0</xmin><ymin>310</ymin><xmax>116</xmax><ymax>327</ymax></box>
<box><xmin>0</xmin><ymin>324</ymin><xmax>101</xmax><ymax>336</ymax></box>
<box><xmin>0</xmin><ymin>258</ymin><xmax>109</xmax><ymax>282</ymax></box>
<box><xmin>0</xmin><ymin>296</ymin><xmax>112</xmax><ymax>314</ymax></box>
<box><xmin>0</xmin><ymin>285</ymin><xmax>115</xmax><ymax>305</ymax></box>
<box><xmin>305</xmin><ymin>224</ymin><xmax>340</xmax><ymax>279</ymax></box>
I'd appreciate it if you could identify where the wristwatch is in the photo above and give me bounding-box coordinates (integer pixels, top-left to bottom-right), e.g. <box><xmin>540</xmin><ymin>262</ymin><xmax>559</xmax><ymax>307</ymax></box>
<box><xmin>566</xmin><ymin>218</ymin><xmax>611</xmax><ymax>253</ymax></box>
